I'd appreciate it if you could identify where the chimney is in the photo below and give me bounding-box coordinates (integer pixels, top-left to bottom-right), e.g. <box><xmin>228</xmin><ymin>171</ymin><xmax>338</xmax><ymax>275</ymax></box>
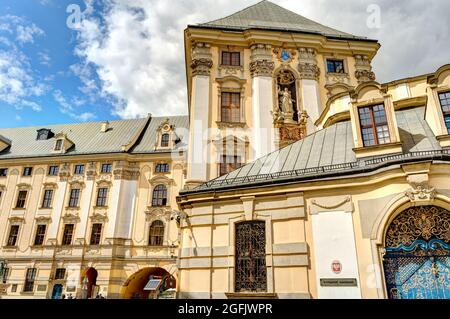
<box><xmin>101</xmin><ymin>121</ymin><xmax>110</xmax><ymax>133</ymax></box>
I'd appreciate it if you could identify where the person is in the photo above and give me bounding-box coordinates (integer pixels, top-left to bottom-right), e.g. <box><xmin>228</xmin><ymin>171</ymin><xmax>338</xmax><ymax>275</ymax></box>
<box><xmin>61</xmin><ymin>294</ymin><xmax>66</xmax><ymax>299</ymax></box>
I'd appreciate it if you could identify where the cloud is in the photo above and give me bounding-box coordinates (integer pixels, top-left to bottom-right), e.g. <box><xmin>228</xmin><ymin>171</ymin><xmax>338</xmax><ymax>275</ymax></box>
<box><xmin>38</xmin><ymin>51</ymin><xmax>51</xmax><ymax>66</ymax></box>
<box><xmin>53</xmin><ymin>89</ymin><xmax>95</xmax><ymax>121</ymax></box>
<box><xmin>74</xmin><ymin>0</ymin><xmax>450</xmax><ymax>119</ymax></box>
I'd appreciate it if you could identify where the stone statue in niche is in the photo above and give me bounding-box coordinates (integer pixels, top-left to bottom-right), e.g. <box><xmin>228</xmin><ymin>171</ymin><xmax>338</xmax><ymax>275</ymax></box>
<box><xmin>278</xmin><ymin>86</ymin><xmax>295</xmax><ymax>124</ymax></box>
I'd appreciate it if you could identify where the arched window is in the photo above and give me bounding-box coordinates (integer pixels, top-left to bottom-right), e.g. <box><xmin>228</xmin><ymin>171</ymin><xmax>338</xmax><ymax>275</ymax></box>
<box><xmin>161</xmin><ymin>134</ymin><xmax>170</xmax><ymax>147</ymax></box>
<box><xmin>152</xmin><ymin>185</ymin><xmax>167</xmax><ymax>207</ymax></box>
<box><xmin>149</xmin><ymin>220</ymin><xmax>164</xmax><ymax>246</ymax></box>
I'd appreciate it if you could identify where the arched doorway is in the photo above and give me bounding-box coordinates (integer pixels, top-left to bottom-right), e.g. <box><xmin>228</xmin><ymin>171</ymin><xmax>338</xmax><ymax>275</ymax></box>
<box><xmin>51</xmin><ymin>284</ymin><xmax>63</xmax><ymax>299</ymax></box>
<box><xmin>121</xmin><ymin>267</ymin><xmax>175</xmax><ymax>299</ymax></box>
<box><xmin>382</xmin><ymin>206</ymin><xmax>450</xmax><ymax>299</ymax></box>
<box><xmin>80</xmin><ymin>267</ymin><xmax>98</xmax><ymax>299</ymax></box>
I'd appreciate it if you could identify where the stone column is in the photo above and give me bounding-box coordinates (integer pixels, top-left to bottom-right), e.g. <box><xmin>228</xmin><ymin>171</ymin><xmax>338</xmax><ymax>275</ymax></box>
<box><xmin>186</xmin><ymin>43</ymin><xmax>213</xmax><ymax>189</ymax></box>
<box><xmin>298</xmin><ymin>47</ymin><xmax>321</xmax><ymax>134</ymax></box>
<box><xmin>250</xmin><ymin>44</ymin><xmax>276</xmax><ymax>160</ymax></box>
<box><xmin>354</xmin><ymin>54</ymin><xmax>376</xmax><ymax>84</ymax></box>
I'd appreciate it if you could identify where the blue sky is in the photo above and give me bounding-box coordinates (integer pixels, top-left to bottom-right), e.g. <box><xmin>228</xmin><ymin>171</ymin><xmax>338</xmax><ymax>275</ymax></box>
<box><xmin>1</xmin><ymin>0</ymin><xmax>449</xmax><ymax>129</ymax></box>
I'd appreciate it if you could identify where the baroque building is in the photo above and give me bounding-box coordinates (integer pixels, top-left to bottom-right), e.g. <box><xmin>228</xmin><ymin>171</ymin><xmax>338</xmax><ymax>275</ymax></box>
<box><xmin>0</xmin><ymin>1</ymin><xmax>449</xmax><ymax>299</ymax></box>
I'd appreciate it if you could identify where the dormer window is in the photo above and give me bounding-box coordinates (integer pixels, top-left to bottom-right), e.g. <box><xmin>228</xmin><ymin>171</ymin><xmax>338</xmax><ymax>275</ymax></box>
<box><xmin>52</xmin><ymin>132</ymin><xmax>74</xmax><ymax>154</ymax></box>
<box><xmin>326</xmin><ymin>59</ymin><xmax>345</xmax><ymax>74</ymax></box>
<box><xmin>358</xmin><ymin>104</ymin><xmax>390</xmax><ymax>147</ymax></box>
<box><xmin>438</xmin><ymin>92</ymin><xmax>450</xmax><ymax>134</ymax></box>
<box><xmin>161</xmin><ymin>134</ymin><xmax>170</xmax><ymax>147</ymax></box>
<box><xmin>36</xmin><ymin>129</ymin><xmax>54</xmax><ymax>141</ymax></box>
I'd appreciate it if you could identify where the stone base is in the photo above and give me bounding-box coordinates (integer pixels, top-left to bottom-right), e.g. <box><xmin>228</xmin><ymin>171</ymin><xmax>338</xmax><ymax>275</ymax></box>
<box><xmin>276</xmin><ymin>122</ymin><xmax>307</xmax><ymax>148</ymax></box>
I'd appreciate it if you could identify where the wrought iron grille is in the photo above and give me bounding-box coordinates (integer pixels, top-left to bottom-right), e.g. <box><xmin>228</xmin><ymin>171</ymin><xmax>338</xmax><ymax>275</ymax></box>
<box><xmin>235</xmin><ymin>221</ymin><xmax>267</xmax><ymax>293</ymax></box>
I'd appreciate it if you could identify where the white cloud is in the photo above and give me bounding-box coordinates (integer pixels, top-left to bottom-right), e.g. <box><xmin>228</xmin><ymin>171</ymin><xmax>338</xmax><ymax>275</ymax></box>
<box><xmin>38</xmin><ymin>51</ymin><xmax>51</xmax><ymax>66</ymax></box>
<box><xmin>16</xmin><ymin>23</ymin><xmax>44</xmax><ymax>43</ymax></box>
<box><xmin>74</xmin><ymin>0</ymin><xmax>450</xmax><ymax>119</ymax></box>
<box><xmin>53</xmin><ymin>89</ymin><xmax>95</xmax><ymax>121</ymax></box>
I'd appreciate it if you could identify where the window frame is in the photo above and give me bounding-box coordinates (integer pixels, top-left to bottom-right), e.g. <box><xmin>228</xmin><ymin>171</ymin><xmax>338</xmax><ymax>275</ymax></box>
<box><xmin>73</xmin><ymin>164</ymin><xmax>85</xmax><ymax>175</ymax></box>
<box><xmin>48</xmin><ymin>165</ymin><xmax>59</xmax><ymax>176</ymax></box>
<box><xmin>0</xmin><ymin>168</ymin><xmax>7</xmax><ymax>177</ymax></box>
<box><xmin>96</xmin><ymin>187</ymin><xmax>109</xmax><ymax>207</ymax></box>
<box><xmin>62</xmin><ymin>224</ymin><xmax>74</xmax><ymax>246</ymax></box>
<box><xmin>358</xmin><ymin>103</ymin><xmax>391</xmax><ymax>147</ymax></box>
<box><xmin>89</xmin><ymin>223</ymin><xmax>103</xmax><ymax>246</ymax></box>
<box><xmin>148</xmin><ymin>220</ymin><xmax>165</xmax><ymax>246</ymax></box>
<box><xmin>161</xmin><ymin>133</ymin><xmax>170</xmax><ymax>148</ymax></box>
<box><xmin>100</xmin><ymin>163</ymin><xmax>113</xmax><ymax>174</ymax></box>
<box><xmin>22</xmin><ymin>167</ymin><xmax>33</xmax><ymax>177</ymax></box>
<box><xmin>221</xmin><ymin>51</ymin><xmax>241</xmax><ymax>67</ymax></box>
<box><xmin>33</xmin><ymin>224</ymin><xmax>47</xmax><ymax>246</ymax></box>
<box><xmin>23</xmin><ymin>268</ymin><xmax>37</xmax><ymax>293</ymax></box>
<box><xmin>41</xmin><ymin>189</ymin><xmax>54</xmax><ymax>209</ymax></box>
<box><xmin>326</xmin><ymin>59</ymin><xmax>346</xmax><ymax>74</ymax></box>
<box><xmin>54</xmin><ymin>139</ymin><xmax>64</xmax><ymax>151</ymax></box>
<box><xmin>438</xmin><ymin>91</ymin><xmax>450</xmax><ymax>134</ymax></box>
<box><xmin>155</xmin><ymin>163</ymin><xmax>170</xmax><ymax>173</ymax></box>
<box><xmin>68</xmin><ymin>188</ymin><xmax>81</xmax><ymax>208</ymax></box>
<box><xmin>152</xmin><ymin>184</ymin><xmax>168</xmax><ymax>207</ymax></box>
<box><xmin>16</xmin><ymin>190</ymin><xmax>28</xmax><ymax>209</ymax></box>
<box><xmin>7</xmin><ymin>225</ymin><xmax>20</xmax><ymax>247</ymax></box>
<box><xmin>221</xmin><ymin>92</ymin><xmax>241</xmax><ymax>123</ymax></box>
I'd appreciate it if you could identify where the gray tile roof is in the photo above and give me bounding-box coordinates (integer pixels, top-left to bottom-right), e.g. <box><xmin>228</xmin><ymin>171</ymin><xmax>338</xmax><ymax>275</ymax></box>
<box><xmin>194</xmin><ymin>0</ymin><xmax>374</xmax><ymax>41</ymax></box>
<box><xmin>0</xmin><ymin>115</ymin><xmax>189</xmax><ymax>159</ymax></box>
<box><xmin>186</xmin><ymin>107</ymin><xmax>444</xmax><ymax>194</ymax></box>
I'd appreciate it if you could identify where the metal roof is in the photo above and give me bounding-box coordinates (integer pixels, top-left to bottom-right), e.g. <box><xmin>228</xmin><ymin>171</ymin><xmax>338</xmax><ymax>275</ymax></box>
<box><xmin>194</xmin><ymin>0</ymin><xmax>374</xmax><ymax>41</ymax></box>
<box><xmin>0</xmin><ymin>115</ymin><xmax>189</xmax><ymax>159</ymax></box>
<box><xmin>184</xmin><ymin>107</ymin><xmax>443</xmax><ymax>194</ymax></box>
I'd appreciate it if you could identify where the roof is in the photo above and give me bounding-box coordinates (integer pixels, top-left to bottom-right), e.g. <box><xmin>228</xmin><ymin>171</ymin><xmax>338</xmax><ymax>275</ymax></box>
<box><xmin>0</xmin><ymin>115</ymin><xmax>189</xmax><ymax>160</ymax></box>
<box><xmin>193</xmin><ymin>0</ymin><xmax>374</xmax><ymax>41</ymax></box>
<box><xmin>183</xmin><ymin>107</ymin><xmax>444</xmax><ymax>194</ymax></box>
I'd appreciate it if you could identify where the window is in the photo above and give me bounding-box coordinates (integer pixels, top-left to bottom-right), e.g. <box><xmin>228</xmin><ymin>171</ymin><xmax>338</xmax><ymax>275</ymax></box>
<box><xmin>68</xmin><ymin>189</ymin><xmax>81</xmax><ymax>208</ymax></box>
<box><xmin>161</xmin><ymin>134</ymin><xmax>170</xmax><ymax>147</ymax></box>
<box><xmin>16</xmin><ymin>190</ymin><xmax>28</xmax><ymax>208</ymax></box>
<box><xmin>54</xmin><ymin>268</ymin><xmax>66</xmax><ymax>280</ymax></box>
<box><xmin>326</xmin><ymin>59</ymin><xmax>345</xmax><ymax>73</ymax></box>
<box><xmin>90</xmin><ymin>223</ymin><xmax>102</xmax><ymax>245</ymax></box>
<box><xmin>24</xmin><ymin>268</ymin><xmax>37</xmax><ymax>292</ymax></box>
<box><xmin>74</xmin><ymin>165</ymin><xmax>85</xmax><ymax>175</ymax></box>
<box><xmin>54</xmin><ymin>139</ymin><xmax>63</xmax><ymax>151</ymax></box>
<box><xmin>152</xmin><ymin>185</ymin><xmax>168</xmax><ymax>207</ymax></box>
<box><xmin>62</xmin><ymin>224</ymin><xmax>74</xmax><ymax>246</ymax></box>
<box><xmin>222</xmin><ymin>51</ymin><xmax>240</xmax><ymax>66</ymax></box>
<box><xmin>34</xmin><ymin>225</ymin><xmax>47</xmax><ymax>246</ymax></box>
<box><xmin>220</xmin><ymin>155</ymin><xmax>242</xmax><ymax>176</ymax></box>
<box><xmin>36</xmin><ymin>129</ymin><xmax>53</xmax><ymax>141</ymax></box>
<box><xmin>48</xmin><ymin>166</ymin><xmax>59</xmax><ymax>176</ymax></box>
<box><xmin>42</xmin><ymin>189</ymin><xmax>54</xmax><ymax>208</ymax></box>
<box><xmin>235</xmin><ymin>221</ymin><xmax>267</xmax><ymax>293</ymax></box>
<box><xmin>149</xmin><ymin>220</ymin><xmax>164</xmax><ymax>246</ymax></box>
<box><xmin>155</xmin><ymin>163</ymin><xmax>170</xmax><ymax>173</ymax></box>
<box><xmin>0</xmin><ymin>168</ymin><xmax>7</xmax><ymax>177</ymax></box>
<box><xmin>96</xmin><ymin>188</ymin><xmax>108</xmax><ymax>207</ymax></box>
<box><xmin>221</xmin><ymin>92</ymin><xmax>241</xmax><ymax>123</ymax></box>
<box><xmin>7</xmin><ymin>225</ymin><xmax>19</xmax><ymax>246</ymax></box>
<box><xmin>101</xmin><ymin>163</ymin><xmax>112</xmax><ymax>174</ymax></box>
<box><xmin>23</xmin><ymin>167</ymin><xmax>33</xmax><ymax>176</ymax></box>
<box><xmin>358</xmin><ymin>104</ymin><xmax>391</xmax><ymax>147</ymax></box>
<box><xmin>439</xmin><ymin>92</ymin><xmax>450</xmax><ymax>134</ymax></box>
<box><xmin>1</xmin><ymin>267</ymin><xmax>9</xmax><ymax>283</ymax></box>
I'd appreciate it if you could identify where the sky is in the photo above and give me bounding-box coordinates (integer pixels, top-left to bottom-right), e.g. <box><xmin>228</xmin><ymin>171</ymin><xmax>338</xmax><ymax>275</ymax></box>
<box><xmin>0</xmin><ymin>0</ymin><xmax>449</xmax><ymax>128</ymax></box>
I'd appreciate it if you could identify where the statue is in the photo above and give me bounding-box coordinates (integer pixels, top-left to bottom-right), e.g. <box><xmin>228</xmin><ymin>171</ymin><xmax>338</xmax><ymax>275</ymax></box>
<box><xmin>278</xmin><ymin>87</ymin><xmax>295</xmax><ymax>123</ymax></box>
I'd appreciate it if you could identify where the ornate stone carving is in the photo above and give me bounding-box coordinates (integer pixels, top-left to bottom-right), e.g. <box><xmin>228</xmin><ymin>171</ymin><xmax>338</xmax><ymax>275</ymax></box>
<box><xmin>86</xmin><ymin>161</ymin><xmax>97</xmax><ymax>181</ymax></box>
<box><xmin>249</xmin><ymin>60</ymin><xmax>274</xmax><ymax>77</ymax></box>
<box><xmin>404</xmin><ymin>182</ymin><xmax>436</xmax><ymax>202</ymax></box>
<box><xmin>276</xmin><ymin>111</ymin><xmax>308</xmax><ymax>148</ymax></box>
<box><xmin>113</xmin><ymin>161</ymin><xmax>140</xmax><ymax>181</ymax></box>
<box><xmin>298</xmin><ymin>47</ymin><xmax>320</xmax><ymax>80</ymax></box>
<box><xmin>59</xmin><ymin>163</ymin><xmax>71</xmax><ymax>182</ymax></box>
<box><xmin>326</xmin><ymin>72</ymin><xmax>351</xmax><ymax>86</ymax></box>
<box><xmin>191</xmin><ymin>42</ymin><xmax>213</xmax><ymax>76</ymax></box>
<box><xmin>311</xmin><ymin>196</ymin><xmax>352</xmax><ymax>210</ymax></box>
<box><xmin>90</xmin><ymin>211</ymin><xmax>108</xmax><ymax>223</ymax></box>
<box><xmin>354</xmin><ymin>54</ymin><xmax>376</xmax><ymax>84</ymax></box>
<box><xmin>273</xmin><ymin>47</ymin><xmax>296</xmax><ymax>63</ymax></box>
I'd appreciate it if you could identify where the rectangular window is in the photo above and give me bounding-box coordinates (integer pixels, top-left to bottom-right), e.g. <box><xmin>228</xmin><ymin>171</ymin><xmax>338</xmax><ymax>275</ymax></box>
<box><xmin>68</xmin><ymin>189</ymin><xmax>80</xmax><ymax>208</ymax></box>
<box><xmin>155</xmin><ymin>163</ymin><xmax>170</xmax><ymax>173</ymax></box>
<box><xmin>62</xmin><ymin>224</ymin><xmax>74</xmax><ymax>246</ymax></box>
<box><xmin>439</xmin><ymin>92</ymin><xmax>450</xmax><ymax>134</ymax></box>
<box><xmin>34</xmin><ymin>225</ymin><xmax>47</xmax><ymax>246</ymax></box>
<box><xmin>101</xmin><ymin>163</ymin><xmax>112</xmax><ymax>173</ymax></box>
<box><xmin>16</xmin><ymin>190</ymin><xmax>28</xmax><ymax>208</ymax></box>
<box><xmin>24</xmin><ymin>268</ymin><xmax>37</xmax><ymax>292</ymax></box>
<box><xmin>326</xmin><ymin>59</ymin><xmax>345</xmax><ymax>73</ymax></box>
<box><xmin>220</xmin><ymin>155</ymin><xmax>242</xmax><ymax>176</ymax></box>
<box><xmin>23</xmin><ymin>167</ymin><xmax>33</xmax><ymax>176</ymax></box>
<box><xmin>222</xmin><ymin>51</ymin><xmax>240</xmax><ymax>66</ymax></box>
<box><xmin>96</xmin><ymin>188</ymin><xmax>108</xmax><ymax>207</ymax></box>
<box><xmin>54</xmin><ymin>268</ymin><xmax>66</xmax><ymax>280</ymax></box>
<box><xmin>48</xmin><ymin>166</ymin><xmax>59</xmax><ymax>176</ymax></box>
<box><xmin>0</xmin><ymin>168</ymin><xmax>7</xmax><ymax>177</ymax></box>
<box><xmin>54</xmin><ymin>139</ymin><xmax>63</xmax><ymax>151</ymax></box>
<box><xmin>90</xmin><ymin>223</ymin><xmax>102</xmax><ymax>245</ymax></box>
<box><xmin>1</xmin><ymin>267</ymin><xmax>9</xmax><ymax>283</ymax></box>
<box><xmin>221</xmin><ymin>92</ymin><xmax>241</xmax><ymax>123</ymax></box>
<box><xmin>74</xmin><ymin>165</ymin><xmax>85</xmax><ymax>175</ymax></box>
<box><xmin>161</xmin><ymin>134</ymin><xmax>170</xmax><ymax>147</ymax></box>
<box><xmin>42</xmin><ymin>189</ymin><xmax>54</xmax><ymax>208</ymax></box>
<box><xmin>7</xmin><ymin>225</ymin><xmax>19</xmax><ymax>246</ymax></box>
<box><xmin>359</xmin><ymin>104</ymin><xmax>391</xmax><ymax>147</ymax></box>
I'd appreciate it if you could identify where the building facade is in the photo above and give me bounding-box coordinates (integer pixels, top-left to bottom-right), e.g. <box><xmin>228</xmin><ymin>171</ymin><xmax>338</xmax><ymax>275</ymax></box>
<box><xmin>0</xmin><ymin>1</ymin><xmax>449</xmax><ymax>299</ymax></box>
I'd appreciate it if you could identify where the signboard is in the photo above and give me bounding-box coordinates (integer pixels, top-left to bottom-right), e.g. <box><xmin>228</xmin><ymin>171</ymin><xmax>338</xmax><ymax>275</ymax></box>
<box><xmin>320</xmin><ymin>278</ymin><xmax>358</xmax><ymax>287</ymax></box>
<box><xmin>157</xmin><ymin>289</ymin><xmax>176</xmax><ymax>299</ymax></box>
<box><xmin>331</xmin><ymin>260</ymin><xmax>342</xmax><ymax>274</ymax></box>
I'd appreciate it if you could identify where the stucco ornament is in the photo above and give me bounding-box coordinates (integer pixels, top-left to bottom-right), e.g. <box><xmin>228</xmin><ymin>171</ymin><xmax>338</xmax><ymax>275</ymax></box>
<box><xmin>404</xmin><ymin>182</ymin><xmax>436</xmax><ymax>202</ymax></box>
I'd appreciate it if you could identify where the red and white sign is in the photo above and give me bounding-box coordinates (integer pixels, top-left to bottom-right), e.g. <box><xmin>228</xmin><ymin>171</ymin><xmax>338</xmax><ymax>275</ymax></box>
<box><xmin>331</xmin><ymin>260</ymin><xmax>342</xmax><ymax>274</ymax></box>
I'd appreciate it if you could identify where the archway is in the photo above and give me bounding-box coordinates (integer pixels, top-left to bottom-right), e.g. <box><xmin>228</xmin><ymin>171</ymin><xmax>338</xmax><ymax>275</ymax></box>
<box><xmin>121</xmin><ymin>267</ymin><xmax>175</xmax><ymax>299</ymax></box>
<box><xmin>382</xmin><ymin>205</ymin><xmax>450</xmax><ymax>299</ymax></box>
<box><xmin>51</xmin><ymin>284</ymin><xmax>63</xmax><ymax>299</ymax></box>
<box><xmin>80</xmin><ymin>267</ymin><xmax>98</xmax><ymax>299</ymax></box>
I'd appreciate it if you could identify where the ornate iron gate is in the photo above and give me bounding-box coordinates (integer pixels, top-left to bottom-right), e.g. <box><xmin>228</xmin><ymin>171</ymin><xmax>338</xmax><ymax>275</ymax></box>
<box><xmin>235</xmin><ymin>221</ymin><xmax>267</xmax><ymax>293</ymax></box>
<box><xmin>383</xmin><ymin>206</ymin><xmax>450</xmax><ymax>299</ymax></box>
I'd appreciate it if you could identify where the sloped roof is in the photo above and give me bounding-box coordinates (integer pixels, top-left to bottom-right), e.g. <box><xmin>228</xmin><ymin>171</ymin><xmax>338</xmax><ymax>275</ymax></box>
<box><xmin>194</xmin><ymin>0</ymin><xmax>373</xmax><ymax>41</ymax></box>
<box><xmin>184</xmin><ymin>107</ymin><xmax>444</xmax><ymax>194</ymax></box>
<box><xmin>0</xmin><ymin>115</ymin><xmax>189</xmax><ymax>159</ymax></box>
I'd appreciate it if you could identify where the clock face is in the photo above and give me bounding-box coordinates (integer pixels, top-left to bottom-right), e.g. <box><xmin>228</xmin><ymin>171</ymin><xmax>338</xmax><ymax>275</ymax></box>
<box><xmin>281</xmin><ymin>49</ymin><xmax>290</xmax><ymax>62</ymax></box>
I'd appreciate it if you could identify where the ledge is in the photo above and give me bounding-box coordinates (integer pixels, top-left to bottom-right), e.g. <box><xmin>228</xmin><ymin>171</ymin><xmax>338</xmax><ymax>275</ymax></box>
<box><xmin>225</xmin><ymin>293</ymin><xmax>278</xmax><ymax>299</ymax></box>
<box><xmin>216</xmin><ymin>121</ymin><xmax>247</xmax><ymax>129</ymax></box>
<box><xmin>437</xmin><ymin>134</ymin><xmax>450</xmax><ymax>148</ymax></box>
<box><xmin>353</xmin><ymin>142</ymin><xmax>403</xmax><ymax>159</ymax></box>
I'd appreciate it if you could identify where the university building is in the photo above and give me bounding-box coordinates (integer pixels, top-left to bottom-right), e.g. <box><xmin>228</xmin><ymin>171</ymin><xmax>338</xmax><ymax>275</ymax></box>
<box><xmin>1</xmin><ymin>1</ymin><xmax>450</xmax><ymax>299</ymax></box>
